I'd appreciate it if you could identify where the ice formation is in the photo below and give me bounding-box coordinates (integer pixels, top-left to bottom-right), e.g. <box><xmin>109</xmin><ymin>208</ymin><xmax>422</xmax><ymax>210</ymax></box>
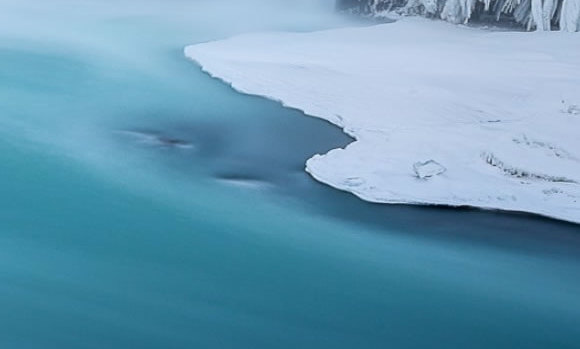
<box><xmin>336</xmin><ymin>0</ymin><xmax>580</xmax><ymax>31</ymax></box>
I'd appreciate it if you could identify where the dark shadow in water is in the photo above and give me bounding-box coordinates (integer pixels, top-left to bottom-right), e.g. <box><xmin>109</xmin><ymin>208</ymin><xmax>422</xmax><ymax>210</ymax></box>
<box><xmin>120</xmin><ymin>102</ymin><xmax>580</xmax><ymax>259</ymax></box>
<box><xmin>116</xmin><ymin>51</ymin><xmax>580</xmax><ymax>259</ymax></box>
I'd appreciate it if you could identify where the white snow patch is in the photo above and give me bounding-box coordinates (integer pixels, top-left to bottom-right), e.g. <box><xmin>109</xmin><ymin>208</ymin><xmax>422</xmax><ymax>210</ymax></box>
<box><xmin>185</xmin><ymin>18</ymin><xmax>580</xmax><ymax>223</ymax></box>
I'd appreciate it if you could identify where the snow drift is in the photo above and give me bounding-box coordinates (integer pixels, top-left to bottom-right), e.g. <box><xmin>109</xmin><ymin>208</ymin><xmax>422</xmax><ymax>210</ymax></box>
<box><xmin>185</xmin><ymin>18</ymin><xmax>580</xmax><ymax>223</ymax></box>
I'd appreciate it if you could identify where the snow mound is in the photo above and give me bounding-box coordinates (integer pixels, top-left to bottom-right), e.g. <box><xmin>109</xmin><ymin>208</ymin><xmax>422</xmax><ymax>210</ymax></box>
<box><xmin>185</xmin><ymin>19</ymin><xmax>580</xmax><ymax>223</ymax></box>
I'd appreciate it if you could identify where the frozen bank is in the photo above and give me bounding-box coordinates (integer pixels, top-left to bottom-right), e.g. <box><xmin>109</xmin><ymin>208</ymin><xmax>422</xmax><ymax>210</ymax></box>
<box><xmin>185</xmin><ymin>19</ymin><xmax>580</xmax><ymax>223</ymax></box>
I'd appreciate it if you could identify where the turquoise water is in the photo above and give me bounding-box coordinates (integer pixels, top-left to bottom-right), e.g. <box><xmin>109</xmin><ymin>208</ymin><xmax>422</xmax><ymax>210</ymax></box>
<box><xmin>1</xmin><ymin>1</ymin><xmax>579</xmax><ymax>348</ymax></box>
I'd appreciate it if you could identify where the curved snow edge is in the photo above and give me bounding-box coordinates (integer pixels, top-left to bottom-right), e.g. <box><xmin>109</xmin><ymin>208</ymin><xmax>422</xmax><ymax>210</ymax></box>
<box><xmin>183</xmin><ymin>20</ymin><xmax>580</xmax><ymax>224</ymax></box>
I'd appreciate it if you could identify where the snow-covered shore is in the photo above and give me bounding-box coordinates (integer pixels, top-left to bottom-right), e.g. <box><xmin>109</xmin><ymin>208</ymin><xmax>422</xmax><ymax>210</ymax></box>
<box><xmin>185</xmin><ymin>18</ymin><xmax>580</xmax><ymax>223</ymax></box>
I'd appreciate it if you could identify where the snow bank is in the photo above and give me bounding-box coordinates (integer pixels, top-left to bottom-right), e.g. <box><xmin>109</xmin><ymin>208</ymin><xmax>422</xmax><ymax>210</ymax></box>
<box><xmin>185</xmin><ymin>19</ymin><xmax>580</xmax><ymax>223</ymax></box>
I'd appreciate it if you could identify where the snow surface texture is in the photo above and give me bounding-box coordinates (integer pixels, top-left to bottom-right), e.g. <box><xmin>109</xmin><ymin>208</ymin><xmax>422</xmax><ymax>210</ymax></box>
<box><xmin>337</xmin><ymin>0</ymin><xmax>580</xmax><ymax>32</ymax></box>
<box><xmin>185</xmin><ymin>19</ymin><xmax>580</xmax><ymax>223</ymax></box>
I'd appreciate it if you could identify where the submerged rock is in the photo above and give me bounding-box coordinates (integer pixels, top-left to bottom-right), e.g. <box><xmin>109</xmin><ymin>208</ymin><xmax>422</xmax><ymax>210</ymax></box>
<box><xmin>117</xmin><ymin>130</ymin><xmax>193</xmax><ymax>149</ymax></box>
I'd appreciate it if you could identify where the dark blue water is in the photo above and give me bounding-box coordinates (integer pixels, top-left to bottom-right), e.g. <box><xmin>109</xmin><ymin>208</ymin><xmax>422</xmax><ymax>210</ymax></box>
<box><xmin>0</xmin><ymin>1</ymin><xmax>579</xmax><ymax>348</ymax></box>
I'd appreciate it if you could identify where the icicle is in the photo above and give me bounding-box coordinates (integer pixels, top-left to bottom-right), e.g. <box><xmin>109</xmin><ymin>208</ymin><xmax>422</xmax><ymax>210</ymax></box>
<box><xmin>341</xmin><ymin>0</ymin><xmax>579</xmax><ymax>32</ymax></box>
<box><xmin>483</xmin><ymin>0</ymin><xmax>492</xmax><ymax>11</ymax></box>
<box><xmin>527</xmin><ymin>13</ymin><xmax>535</xmax><ymax>29</ymax></box>
<box><xmin>514</xmin><ymin>0</ymin><xmax>533</xmax><ymax>24</ymax></box>
<box><xmin>550</xmin><ymin>0</ymin><xmax>560</xmax><ymax>17</ymax></box>
<box><xmin>422</xmin><ymin>0</ymin><xmax>439</xmax><ymax>15</ymax></box>
<box><xmin>460</xmin><ymin>0</ymin><xmax>477</xmax><ymax>22</ymax></box>
<box><xmin>494</xmin><ymin>0</ymin><xmax>508</xmax><ymax>20</ymax></box>
<box><xmin>532</xmin><ymin>0</ymin><xmax>546</xmax><ymax>30</ymax></box>
<box><xmin>500</xmin><ymin>0</ymin><xmax>520</xmax><ymax>16</ymax></box>
<box><xmin>542</xmin><ymin>0</ymin><xmax>555</xmax><ymax>29</ymax></box>
<box><xmin>560</xmin><ymin>0</ymin><xmax>580</xmax><ymax>31</ymax></box>
<box><xmin>441</xmin><ymin>0</ymin><xmax>466</xmax><ymax>23</ymax></box>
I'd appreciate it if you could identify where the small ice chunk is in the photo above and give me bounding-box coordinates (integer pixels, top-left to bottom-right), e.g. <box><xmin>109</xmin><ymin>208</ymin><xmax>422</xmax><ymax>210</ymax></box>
<box><xmin>413</xmin><ymin>160</ymin><xmax>447</xmax><ymax>179</ymax></box>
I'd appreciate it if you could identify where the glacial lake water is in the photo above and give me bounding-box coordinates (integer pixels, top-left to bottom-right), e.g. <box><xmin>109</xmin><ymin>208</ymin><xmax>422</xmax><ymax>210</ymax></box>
<box><xmin>0</xmin><ymin>1</ymin><xmax>579</xmax><ymax>348</ymax></box>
